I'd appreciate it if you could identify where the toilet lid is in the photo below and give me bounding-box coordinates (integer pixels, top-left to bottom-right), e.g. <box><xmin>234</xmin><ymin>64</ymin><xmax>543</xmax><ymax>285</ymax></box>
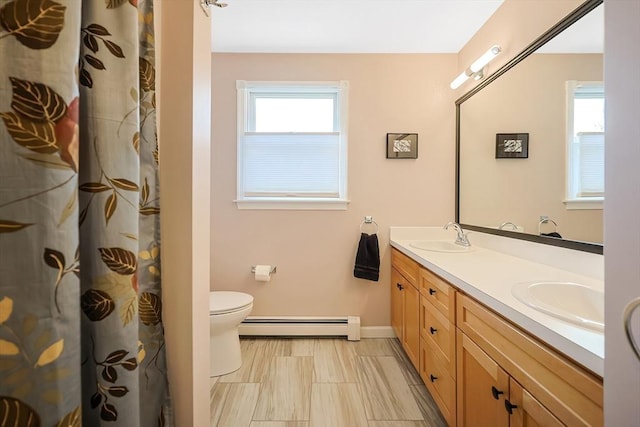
<box><xmin>209</xmin><ymin>291</ymin><xmax>253</xmax><ymax>315</ymax></box>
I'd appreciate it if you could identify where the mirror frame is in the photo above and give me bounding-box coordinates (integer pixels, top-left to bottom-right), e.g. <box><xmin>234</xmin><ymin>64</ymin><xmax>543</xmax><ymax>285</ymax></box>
<box><xmin>455</xmin><ymin>0</ymin><xmax>604</xmax><ymax>255</ymax></box>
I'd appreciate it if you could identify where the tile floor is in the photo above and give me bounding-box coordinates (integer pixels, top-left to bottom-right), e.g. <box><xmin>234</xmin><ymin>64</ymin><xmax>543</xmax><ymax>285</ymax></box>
<box><xmin>210</xmin><ymin>337</ymin><xmax>447</xmax><ymax>427</ymax></box>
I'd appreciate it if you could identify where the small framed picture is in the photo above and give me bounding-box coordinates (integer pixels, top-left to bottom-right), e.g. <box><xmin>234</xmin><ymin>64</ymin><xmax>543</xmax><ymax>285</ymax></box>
<box><xmin>386</xmin><ymin>133</ymin><xmax>418</xmax><ymax>159</ymax></box>
<box><xmin>496</xmin><ymin>133</ymin><xmax>529</xmax><ymax>158</ymax></box>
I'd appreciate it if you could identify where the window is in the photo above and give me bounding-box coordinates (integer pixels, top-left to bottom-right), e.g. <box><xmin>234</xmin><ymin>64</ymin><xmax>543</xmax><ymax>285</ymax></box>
<box><xmin>236</xmin><ymin>81</ymin><xmax>349</xmax><ymax>210</ymax></box>
<box><xmin>565</xmin><ymin>81</ymin><xmax>604</xmax><ymax>210</ymax></box>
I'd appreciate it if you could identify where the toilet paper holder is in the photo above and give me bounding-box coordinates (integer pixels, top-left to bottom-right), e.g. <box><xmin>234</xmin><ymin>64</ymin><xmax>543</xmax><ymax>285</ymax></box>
<box><xmin>251</xmin><ymin>265</ymin><xmax>277</xmax><ymax>274</ymax></box>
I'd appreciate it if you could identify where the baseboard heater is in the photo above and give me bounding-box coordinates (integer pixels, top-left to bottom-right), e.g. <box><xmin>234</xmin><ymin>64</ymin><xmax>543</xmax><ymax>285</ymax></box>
<box><xmin>238</xmin><ymin>316</ymin><xmax>360</xmax><ymax>341</ymax></box>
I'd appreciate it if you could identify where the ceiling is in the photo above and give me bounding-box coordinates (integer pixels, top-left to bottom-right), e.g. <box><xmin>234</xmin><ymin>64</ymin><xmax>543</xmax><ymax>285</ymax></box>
<box><xmin>210</xmin><ymin>0</ymin><xmax>504</xmax><ymax>54</ymax></box>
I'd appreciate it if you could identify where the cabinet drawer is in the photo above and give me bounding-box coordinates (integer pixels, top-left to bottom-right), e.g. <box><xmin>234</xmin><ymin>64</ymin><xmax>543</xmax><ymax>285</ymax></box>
<box><xmin>420</xmin><ymin>337</ymin><xmax>456</xmax><ymax>427</ymax></box>
<box><xmin>421</xmin><ymin>296</ymin><xmax>455</xmax><ymax>377</ymax></box>
<box><xmin>419</xmin><ymin>267</ymin><xmax>455</xmax><ymax>319</ymax></box>
<box><xmin>457</xmin><ymin>294</ymin><xmax>603</xmax><ymax>427</ymax></box>
<box><xmin>391</xmin><ymin>248</ymin><xmax>419</xmax><ymax>286</ymax></box>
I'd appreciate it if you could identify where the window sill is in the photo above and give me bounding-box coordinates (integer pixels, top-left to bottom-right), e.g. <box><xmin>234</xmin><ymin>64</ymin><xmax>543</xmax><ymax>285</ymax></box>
<box><xmin>235</xmin><ymin>198</ymin><xmax>350</xmax><ymax>210</ymax></box>
<box><xmin>563</xmin><ymin>198</ymin><xmax>603</xmax><ymax>210</ymax></box>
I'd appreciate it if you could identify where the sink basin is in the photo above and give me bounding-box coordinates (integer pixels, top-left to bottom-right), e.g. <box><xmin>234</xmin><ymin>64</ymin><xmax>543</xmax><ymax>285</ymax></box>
<box><xmin>409</xmin><ymin>240</ymin><xmax>472</xmax><ymax>253</ymax></box>
<box><xmin>512</xmin><ymin>281</ymin><xmax>604</xmax><ymax>331</ymax></box>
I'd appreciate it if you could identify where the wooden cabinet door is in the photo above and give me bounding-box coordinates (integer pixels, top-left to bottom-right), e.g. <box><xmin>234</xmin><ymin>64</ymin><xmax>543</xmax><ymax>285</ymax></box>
<box><xmin>457</xmin><ymin>331</ymin><xmax>509</xmax><ymax>427</ymax></box>
<box><xmin>509</xmin><ymin>379</ymin><xmax>563</xmax><ymax>427</ymax></box>
<box><xmin>391</xmin><ymin>268</ymin><xmax>404</xmax><ymax>340</ymax></box>
<box><xmin>402</xmin><ymin>282</ymin><xmax>420</xmax><ymax>367</ymax></box>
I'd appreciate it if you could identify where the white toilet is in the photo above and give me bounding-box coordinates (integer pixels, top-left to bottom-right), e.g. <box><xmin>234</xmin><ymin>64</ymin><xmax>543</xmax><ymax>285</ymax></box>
<box><xmin>209</xmin><ymin>291</ymin><xmax>254</xmax><ymax>377</ymax></box>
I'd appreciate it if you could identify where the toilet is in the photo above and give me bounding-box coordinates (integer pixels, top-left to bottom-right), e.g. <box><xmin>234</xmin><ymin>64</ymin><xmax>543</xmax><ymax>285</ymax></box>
<box><xmin>209</xmin><ymin>291</ymin><xmax>254</xmax><ymax>377</ymax></box>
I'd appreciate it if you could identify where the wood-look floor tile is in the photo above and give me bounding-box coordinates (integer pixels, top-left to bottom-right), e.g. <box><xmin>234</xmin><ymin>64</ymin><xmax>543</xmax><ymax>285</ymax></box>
<box><xmin>354</xmin><ymin>338</ymin><xmax>395</xmax><ymax>356</ymax></box>
<box><xmin>389</xmin><ymin>339</ymin><xmax>423</xmax><ymax>385</ymax></box>
<box><xmin>313</xmin><ymin>339</ymin><xmax>358</xmax><ymax>383</ymax></box>
<box><xmin>219</xmin><ymin>339</ymin><xmax>259</xmax><ymax>383</ymax></box>
<box><xmin>309</xmin><ymin>383</ymin><xmax>368</xmax><ymax>427</ymax></box>
<box><xmin>253</xmin><ymin>356</ymin><xmax>313</xmax><ymax>421</ymax></box>
<box><xmin>368</xmin><ymin>422</ymin><xmax>431</xmax><ymax>427</ymax></box>
<box><xmin>210</xmin><ymin>383</ymin><xmax>260</xmax><ymax>427</ymax></box>
<box><xmin>356</xmin><ymin>356</ymin><xmax>423</xmax><ymax>421</ymax></box>
<box><xmin>221</xmin><ymin>338</ymin><xmax>294</xmax><ymax>383</ymax></box>
<box><xmin>410</xmin><ymin>385</ymin><xmax>447</xmax><ymax>427</ymax></box>
<box><xmin>291</xmin><ymin>339</ymin><xmax>314</xmax><ymax>356</ymax></box>
<box><xmin>250</xmin><ymin>422</ymin><xmax>309</xmax><ymax>427</ymax></box>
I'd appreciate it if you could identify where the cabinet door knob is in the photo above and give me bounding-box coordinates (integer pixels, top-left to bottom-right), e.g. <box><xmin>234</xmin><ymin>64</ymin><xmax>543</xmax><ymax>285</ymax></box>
<box><xmin>429</xmin><ymin>288</ymin><xmax>436</xmax><ymax>295</ymax></box>
<box><xmin>429</xmin><ymin>374</ymin><xmax>438</xmax><ymax>382</ymax></box>
<box><xmin>429</xmin><ymin>327</ymin><xmax>438</xmax><ymax>335</ymax></box>
<box><xmin>505</xmin><ymin>399</ymin><xmax>518</xmax><ymax>415</ymax></box>
<box><xmin>396</xmin><ymin>283</ymin><xmax>404</xmax><ymax>290</ymax></box>
<box><xmin>491</xmin><ymin>386</ymin><xmax>504</xmax><ymax>400</ymax></box>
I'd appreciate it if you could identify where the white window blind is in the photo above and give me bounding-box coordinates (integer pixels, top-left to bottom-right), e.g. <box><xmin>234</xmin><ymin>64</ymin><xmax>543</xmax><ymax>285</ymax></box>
<box><xmin>565</xmin><ymin>81</ymin><xmax>604</xmax><ymax>209</ymax></box>
<box><xmin>243</xmin><ymin>133</ymin><xmax>340</xmax><ymax>197</ymax></box>
<box><xmin>576</xmin><ymin>132</ymin><xmax>604</xmax><ymax>197</ymax></box>
<box><xmin>236</xmin><ymin>81</ymin><xmax>349</xmax><ymax>210</ymax></box>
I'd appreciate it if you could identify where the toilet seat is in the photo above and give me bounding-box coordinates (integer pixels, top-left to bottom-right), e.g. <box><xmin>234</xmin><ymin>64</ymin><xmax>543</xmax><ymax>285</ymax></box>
<box><xmin>209</xmin><ymin>291</ymin><xmax>253</xmax><ymax>315</ymax></box>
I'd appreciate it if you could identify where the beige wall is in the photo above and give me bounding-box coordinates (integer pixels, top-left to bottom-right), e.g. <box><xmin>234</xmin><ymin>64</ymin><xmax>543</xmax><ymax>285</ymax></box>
<box><xmin>459</xmin><ymin>53</ymin><xmax>603</xmax><ymax>243</ymax></box>
<box><xmin>157</xmin><ymin>1</ymin><xmax>211</xmax><ymax>426</ymax></box>
<box><xmin>211</xmin><ymin>54</ymin><xmax>457</xmax><ymax>326</ymax></box>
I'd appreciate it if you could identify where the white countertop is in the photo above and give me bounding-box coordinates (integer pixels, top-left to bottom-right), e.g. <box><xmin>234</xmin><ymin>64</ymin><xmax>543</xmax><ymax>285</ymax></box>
<box><xmin>390</xmin><ymin>227</ymin><xmax>604</xmax><ymax>377</ymax></box>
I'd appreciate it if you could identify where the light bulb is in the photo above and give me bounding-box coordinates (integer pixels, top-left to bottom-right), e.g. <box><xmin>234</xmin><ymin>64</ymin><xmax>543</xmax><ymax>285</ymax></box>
<box><xmin>450</xmin><ymin>71</ymin><xmax>470</xmax><ymax>90</ymax></box>
<box><xmin>470</xmin><ymin>45</ymin><xmax>501</xmax><ymax>73</ymax></box>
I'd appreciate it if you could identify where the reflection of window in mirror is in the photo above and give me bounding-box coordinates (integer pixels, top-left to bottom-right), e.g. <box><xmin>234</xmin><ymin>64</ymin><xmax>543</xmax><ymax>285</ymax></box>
<box><xmin>565</xmin><ymin>81</ymin><xmax>604</xmax><ymax>209</ymax></box>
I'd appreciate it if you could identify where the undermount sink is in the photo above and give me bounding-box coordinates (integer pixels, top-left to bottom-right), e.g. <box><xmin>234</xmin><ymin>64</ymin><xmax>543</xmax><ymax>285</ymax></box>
<box><xmin>409</xmin><ymin>240</ymin><xmax>472</xmax><ymax>253</ymax></box>
<box><xmin>512</xmin><ymin>281</ymin><xmax>604</xmax><ymax>332</ymax></box>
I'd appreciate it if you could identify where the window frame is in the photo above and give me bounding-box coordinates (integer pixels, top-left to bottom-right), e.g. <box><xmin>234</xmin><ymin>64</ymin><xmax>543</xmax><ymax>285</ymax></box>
<box><xmin>235</xmin><ymin>80</ymin><xmax>349</xmax><ymax>210</ymax></box>
<box><xmin>564</xmin><ymin>80</ymin><xmax>604</xmax><ymax>210</ymax></box>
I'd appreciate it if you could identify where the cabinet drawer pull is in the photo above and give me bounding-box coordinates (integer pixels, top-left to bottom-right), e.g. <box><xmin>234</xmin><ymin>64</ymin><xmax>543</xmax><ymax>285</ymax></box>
<box><xmin>429</xmin><ymin>288</ymin><xmax>436</xmax><ymax>295</ymax></box>
<box><xmin>491</xmin><ymin>386</ymin><xmax>504</xmax><ymax>400</ymax></box>
<box><xmin>504</xmin><ymin>399</ymin><xmax>518</xmax><ymax>415</ymax></box>
<box><xmin>396</xmin><ymin>283</ymin><xmax>404</xmax><ymax>290</ymax></box>
<box><xmin>429</xmin><ymin>326</ymin><xmax>438</xmax><ymax>335</ymax></box>
<box><xmin>429</xmin><ymin>374</ymin><xmax>438</xmax><ymax>382</ymax></box>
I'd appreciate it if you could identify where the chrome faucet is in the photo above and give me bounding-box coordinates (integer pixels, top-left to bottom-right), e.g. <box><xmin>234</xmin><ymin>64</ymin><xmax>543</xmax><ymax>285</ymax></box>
<box><xmin>444</xmin><ymin>221</ymin><xmax>471</xmax><ymax>247</ymax></box>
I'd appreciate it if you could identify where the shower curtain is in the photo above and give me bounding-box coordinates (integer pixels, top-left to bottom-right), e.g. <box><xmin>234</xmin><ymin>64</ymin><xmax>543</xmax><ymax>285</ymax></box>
<box><xmin>0</xmin><ymin>0</ymin><xmax>172</xmax><ymax>425</ymax></box>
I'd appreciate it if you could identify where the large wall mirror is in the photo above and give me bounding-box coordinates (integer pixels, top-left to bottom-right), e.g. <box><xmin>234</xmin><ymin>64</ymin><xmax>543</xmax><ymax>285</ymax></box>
<box><xmin>456</xmin><ymin>0</ymin><xmax>603</xmax><ymax>254</ymax></box>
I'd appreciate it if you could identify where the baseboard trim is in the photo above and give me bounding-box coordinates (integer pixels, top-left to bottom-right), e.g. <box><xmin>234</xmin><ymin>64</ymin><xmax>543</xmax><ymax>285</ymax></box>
<box><xmin>360</xmin><ymin>326</ymin><xmax>396</xmax><ymax>338</ymax></box>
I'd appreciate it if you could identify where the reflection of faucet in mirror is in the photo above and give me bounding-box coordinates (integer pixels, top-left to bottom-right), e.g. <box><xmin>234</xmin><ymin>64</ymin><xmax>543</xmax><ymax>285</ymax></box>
<box><xmin>538</xmin><ymin>218</ymin><xmax>562</xmax><ymax>239</ymax></box>
<box><xmin>444</xmin><ymin>222</ymin><xmax>471</xmax><ymax>247</ymax></box>
<box><xmin>499</xmin><ymin>221</ymin><xmax>519</xmax><ymax>231</ymax></box>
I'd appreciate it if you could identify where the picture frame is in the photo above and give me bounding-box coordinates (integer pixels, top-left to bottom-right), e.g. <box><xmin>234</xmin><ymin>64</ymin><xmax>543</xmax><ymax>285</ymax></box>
<box><xmin>386</xmin><ymin>133</ymin><xmax>418</xmax><ymax>159</ymax></box>
<box><xmin>495</xmin><ymin>133</ymin><xmax>529</xmax><ymax>158</ymax></box>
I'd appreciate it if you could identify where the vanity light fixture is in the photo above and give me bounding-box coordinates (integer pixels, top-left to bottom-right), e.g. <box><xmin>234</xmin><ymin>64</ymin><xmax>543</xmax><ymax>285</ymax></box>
<box><xmin>450</xmin><ymin>44</ymin><xmax>502</xmax><ymax>89</ymax></box>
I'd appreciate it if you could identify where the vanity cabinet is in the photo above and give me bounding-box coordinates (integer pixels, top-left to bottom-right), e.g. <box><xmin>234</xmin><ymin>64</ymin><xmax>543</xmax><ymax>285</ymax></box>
<box><xmin>457</xmin><ymin>294</ymin><xmax>603</xmax><ymax>427</ymax></box>
<box><xmin>391</xmin><ymin>249</ymin><xmax>420</xmax><ymax>367</ymax></box>
<box><xmin>457</xmin><ymin>331</ymin><xmax>563</xmax><ymax>427</ymax></box>
<box><xmin>419</xmin><ymin>268</ymin><xmax>457</xmax><ymax>426</ymax></box>
<box><xmin>389</xmin><ymin>248</ymin><xmax>603</xmax><ymax>427</ymax></box>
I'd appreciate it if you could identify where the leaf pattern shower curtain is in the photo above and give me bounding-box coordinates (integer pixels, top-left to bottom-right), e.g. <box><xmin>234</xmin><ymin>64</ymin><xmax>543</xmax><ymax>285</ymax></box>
<box><xmin>0</xmin><ymin>0</ymin><xmax>172</xmax><ymax>425</ymax></box>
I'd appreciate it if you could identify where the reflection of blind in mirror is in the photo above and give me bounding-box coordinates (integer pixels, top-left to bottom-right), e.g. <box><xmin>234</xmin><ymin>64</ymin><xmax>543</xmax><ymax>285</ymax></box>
<box><xmin>253</xmin><ymin>95</ymin><xmax>335</xmax><ymax>132</ymax></box>
<box><xmin>567</xmin><ymin>81</ymin><xmax>605</xmax><ymax>199</ymax></box>
<box><xmin>577</xmin><ymin>132</ymin><xmax>604</xmax><ymax>196</ymax></box>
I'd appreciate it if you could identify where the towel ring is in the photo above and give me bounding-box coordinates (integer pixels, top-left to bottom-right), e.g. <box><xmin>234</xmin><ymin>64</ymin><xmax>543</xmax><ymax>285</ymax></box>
<box><xmin>538</xmin><ymin>218</ymin><xmax>558</xmax><ymax>234</ymax></box>
<box><xmin>624</xmin><ymin>297</ymin><xmax>640</xmax><ymax>362</ymax></box>
<box><xmin>360</xmin><ymin>216</ymin><xmax>379</xmax><ymax>234</ymax></box>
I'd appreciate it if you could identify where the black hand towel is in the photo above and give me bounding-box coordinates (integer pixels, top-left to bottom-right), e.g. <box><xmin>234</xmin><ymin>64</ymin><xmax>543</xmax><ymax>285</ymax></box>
<box><xmin>541</xmin><ymin>231</ymin><xmax>563</xmax><ymax>239</ymax></box>
<box><xmin>354</xmin><ymin>233</ymin><xmax>380</xmax><ymax>281</ymax></box>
